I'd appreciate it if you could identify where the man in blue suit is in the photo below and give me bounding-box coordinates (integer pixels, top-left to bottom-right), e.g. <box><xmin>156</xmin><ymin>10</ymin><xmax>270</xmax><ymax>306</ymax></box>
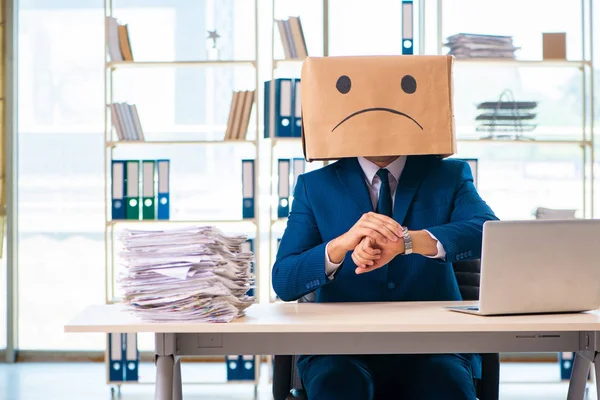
<box><xmin>272</xmin><ymin>56</ymin><xmax>498</xmax><ymax>399</ymax></box>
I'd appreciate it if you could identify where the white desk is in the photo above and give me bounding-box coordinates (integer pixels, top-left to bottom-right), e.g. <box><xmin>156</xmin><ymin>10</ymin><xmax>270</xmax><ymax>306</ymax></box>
<box><xmin>65</xmin><ymin>301</ymin><xmax>600</xmax><ymax>400</ymax></box>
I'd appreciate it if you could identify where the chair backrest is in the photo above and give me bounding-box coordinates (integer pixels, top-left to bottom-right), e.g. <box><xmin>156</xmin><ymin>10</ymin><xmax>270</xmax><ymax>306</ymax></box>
<box><xmin>452</xmin><ymin>259</ymin><xmax>481</xmax><ymax>301</ymax></box>
<box><xmin>298</xmin><ymin>291</ymin><xmax>316</xmax><ymax>303</ymax></box>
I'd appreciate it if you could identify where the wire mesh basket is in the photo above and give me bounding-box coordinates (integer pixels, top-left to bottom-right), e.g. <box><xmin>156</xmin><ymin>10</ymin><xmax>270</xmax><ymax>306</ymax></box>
<box><xmin>475</xmin><ymin>89</ymin><xmax>538</xmax><ymax>140</ymax></box>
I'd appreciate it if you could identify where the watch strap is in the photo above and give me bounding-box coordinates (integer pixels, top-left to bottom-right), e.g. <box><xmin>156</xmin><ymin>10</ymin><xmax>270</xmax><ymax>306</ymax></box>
<box><xmin>401</xmin><ymin>226</ymin><xmax>413</xmax><ymax>255</ymax></box>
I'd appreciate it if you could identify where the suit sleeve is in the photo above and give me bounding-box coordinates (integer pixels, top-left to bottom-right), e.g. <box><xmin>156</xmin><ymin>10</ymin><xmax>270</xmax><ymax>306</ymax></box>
<box><xmin>425</xmin><ymin>161</ymin><xmax>498</xmax><ymax>263</ymax></box>
<box><xmin>272</xmin><ymin>174</ymin><xmax>332</xmax><ymax>301</ymax></box>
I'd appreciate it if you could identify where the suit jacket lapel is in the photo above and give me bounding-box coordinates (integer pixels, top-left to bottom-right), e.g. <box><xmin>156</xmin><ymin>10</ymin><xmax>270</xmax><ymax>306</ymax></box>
<box><xmin>393</xmin><ymin>156</ymin><xmax>430</xmax><ymax>225</ymax></box>
<box><xmin>336</xmin><ymin>158</ymin><xmax>373</xmax><ymax>215</ymax></box>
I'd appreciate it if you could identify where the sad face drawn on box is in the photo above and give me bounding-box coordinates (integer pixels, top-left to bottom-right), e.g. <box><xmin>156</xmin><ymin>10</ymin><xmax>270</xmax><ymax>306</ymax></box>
<box><xmin>331</xmin><ymin>74</ymin><xmax>423</xmax><ymax>132</ymax></box>
<box><xmin>301</xmin><ymin>55</ymin><xmax>456</xmax><ymax>161</ymax></box>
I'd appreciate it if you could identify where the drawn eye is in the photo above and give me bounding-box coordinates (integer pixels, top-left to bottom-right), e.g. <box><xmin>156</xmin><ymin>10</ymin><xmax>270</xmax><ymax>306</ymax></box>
<box><xmin>401</xmin><ymin>75</ymin><xmax>417</xmax><ymax>94</ymax></box>
<box><xmin>336</xmin><ymin>75</ymin><xmax>351</xmax><ymax>94</ymax></box>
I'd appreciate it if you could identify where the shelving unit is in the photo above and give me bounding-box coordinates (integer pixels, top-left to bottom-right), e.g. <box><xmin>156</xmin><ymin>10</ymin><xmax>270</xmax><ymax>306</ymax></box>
<box><xmin>264</xmin><ymin>0</ymin><xmax>330</xmax><ymax>302</ymax></box>
<box><xmin>432</xmin><ymin>0</ymin><xmax>595</xmax><ymax>374</ymax></box>
<box><xmin>107</xmin><ymin>60</ymin><xmax>257</xmax><ymax>69</ymax></box>
<box><xmin>432</xmin><ymin>0</ymin><xmax>595</xmax><ymax>218</ymax></box>
<box><xmin>103</xmin><ymin>0</ymin><xmax>261</xmax><ymax>394</ymax></box>
<box><xmin>107</xmin><ymin>140</ymin><xmax>258</xmax><ymax>147</ymax></box>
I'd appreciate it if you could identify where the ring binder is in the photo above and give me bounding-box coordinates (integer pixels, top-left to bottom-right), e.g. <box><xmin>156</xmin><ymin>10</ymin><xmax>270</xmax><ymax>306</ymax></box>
<box><xmin>277</xmin><ymin>159</ymin><xmax>291</xmax><ymax>218</ymax></box>
<box><xmin>111</xmin><ymin>160</ymin><xmax>126</xmax><ymax>220</ymax></box>
<box><xmin>157</xmin><ymin>159</ymin><xmax>170</xmax><ymax>220</ymax></box>
<box><xmin>402</xmin><ymin>1</ymin><xmax>414</xmax><ymax>55</ymax></box>
<box><xmin>142</xmin><ymin>160</ymin><xmax>156</xmax><ymax>220</ymax></box>
<box><xmin>242</xmin><ymin>159</ymin><xmax>255</xmax><ymax>219</ymax></box>
<box><xmin>125</xmin><ymin>160</ymin><xmax>140</xmax><ymax>220</ymax></box>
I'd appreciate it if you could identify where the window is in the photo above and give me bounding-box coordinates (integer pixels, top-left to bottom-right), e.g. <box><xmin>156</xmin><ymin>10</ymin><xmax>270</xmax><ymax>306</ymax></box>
<box><xmin>17</xmin><ymin>1</ymin><xmax>106</xmax><ymax>350</ymax></box>
<box><xmin>17</xmin><ymin>0</ymin><xmax>256</xmax><ymax>350</ymax></box>
<box><xmin>0</xmin><ymin>240</ymin><xmax>6</xmax><ymax>350</ymax></box>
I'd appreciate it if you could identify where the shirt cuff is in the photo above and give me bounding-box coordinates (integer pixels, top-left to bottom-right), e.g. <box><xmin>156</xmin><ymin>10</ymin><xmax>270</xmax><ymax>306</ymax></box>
<box><xmin>324</xmin><ymin>241</ymin><xmax>343</xmax><ymax>279</ymax></box>
<box><xmin>423</xmin><ymin>230</ymin><xmax>446</xmax><ymax>259</ymax></box>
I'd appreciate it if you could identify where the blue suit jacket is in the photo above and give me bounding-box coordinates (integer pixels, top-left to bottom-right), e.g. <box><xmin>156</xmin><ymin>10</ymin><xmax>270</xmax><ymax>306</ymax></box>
<box><xmin>272</xmin><ymin>155</ymin><xmax>499</xmax><ymax>377</ymax></box>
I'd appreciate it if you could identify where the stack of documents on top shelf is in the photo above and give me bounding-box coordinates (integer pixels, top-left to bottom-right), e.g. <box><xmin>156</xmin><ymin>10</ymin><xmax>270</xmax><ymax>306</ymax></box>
<box><xmin>444</xmin><ymin>33</ymin><xmax>519</xmax><ymax>59</ymax></box>
<box><xmin>118</xmin><ymin>226</ymin><xmax>255</xmax><ymax>322</ymax></box>
<box><xmin>534</xmin><ymin>207</ymin><xmax>577</xmax><ymax>220</ymax></box>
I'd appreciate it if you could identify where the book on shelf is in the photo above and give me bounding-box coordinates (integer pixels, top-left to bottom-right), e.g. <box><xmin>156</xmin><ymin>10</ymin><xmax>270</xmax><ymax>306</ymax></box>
<box><xmin>106</xmin><ymin>16</ymin><xmax>134</xmax><ymax>62</ymax></box>
<box><xmin>276</xmin><ymin>16</ymin><xmax>308</xmax><ymax>60</ymax></box>
<box><xmin>109</xmin><ymin>103</ymin><xmax>145</xmax><ymax>141</ymax></box>
<box><xmin>224</xmin><ymin>90</ymin><xmax>255</xmax><ymax>140</ymax></box>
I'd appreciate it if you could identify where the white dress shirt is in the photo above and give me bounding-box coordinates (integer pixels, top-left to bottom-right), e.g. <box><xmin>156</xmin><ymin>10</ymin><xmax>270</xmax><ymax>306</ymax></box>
<box><xmin>325</xmin><ymin>156</ymin><xmax>446</xmax><ymax>277</ymax></box>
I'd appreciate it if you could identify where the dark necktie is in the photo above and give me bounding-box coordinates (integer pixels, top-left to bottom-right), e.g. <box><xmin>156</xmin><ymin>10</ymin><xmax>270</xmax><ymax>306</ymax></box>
<box><xmin>376</xmin><ymin>168</ymin><xmax>393</xmax><ymax>217</ymax></box>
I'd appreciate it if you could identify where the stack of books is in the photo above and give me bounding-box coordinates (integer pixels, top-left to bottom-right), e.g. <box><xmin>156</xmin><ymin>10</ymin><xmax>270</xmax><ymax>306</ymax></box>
<box><xmin>107</xmin><ymin>17</ymin><xmax>134</xmax><ymax>62</ymax></box>
<box><xmin>118</xmin><ymin>225</ymin><xmax>255</xmax><ymax>322</ymax></box>
<box><xmin>225</xmin><ymin>90</ymin><xmax>255</xmax><ymax>140</ymax></box>
<box><xmin>110</xmin><ymin>103</ymin><xmax>144</xmax><ymax>141</ymax></box>
<box><xmin>276</xmin><ymin>16</ymin><xmax>308</xmax><ymax>60</ymax></box>
<box><xmin>444</xmin><ymin>33</ymin><xmax>518</xmax><ymax>59</ymax></box>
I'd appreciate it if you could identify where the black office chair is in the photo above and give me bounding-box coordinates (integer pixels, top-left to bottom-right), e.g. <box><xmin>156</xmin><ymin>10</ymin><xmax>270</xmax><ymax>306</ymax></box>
<box><xmin>272</xmin><ymin>260</ymin><xmax>500</xmax><ymax>400</ymax></box>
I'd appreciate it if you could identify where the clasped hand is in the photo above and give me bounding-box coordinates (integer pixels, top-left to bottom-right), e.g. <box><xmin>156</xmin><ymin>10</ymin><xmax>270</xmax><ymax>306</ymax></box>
<box><xmin>337</xmin><ymin>212</ymin><xmax>406</xmax><ymax>275</ymax></box>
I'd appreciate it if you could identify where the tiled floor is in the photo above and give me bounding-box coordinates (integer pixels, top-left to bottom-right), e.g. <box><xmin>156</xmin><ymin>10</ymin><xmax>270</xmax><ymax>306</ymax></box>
<box><xmin>0</xmin><ymin>361</ymin><xmax>596</xmax><ymax>399</ymax></box>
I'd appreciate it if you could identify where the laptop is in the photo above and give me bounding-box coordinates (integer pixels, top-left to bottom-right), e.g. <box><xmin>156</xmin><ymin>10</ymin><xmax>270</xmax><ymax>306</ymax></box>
<box><xmin>446</xmin><ymin>219</ymin><xmax>600</xmax><ymax>316</ymax></box>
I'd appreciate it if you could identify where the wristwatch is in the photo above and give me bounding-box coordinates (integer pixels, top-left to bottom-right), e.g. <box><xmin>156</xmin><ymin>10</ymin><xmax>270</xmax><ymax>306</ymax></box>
<box><xmin>401</xmin><ymin>226</ymin><xmax>413</xmax><ymax>255</ymax></box>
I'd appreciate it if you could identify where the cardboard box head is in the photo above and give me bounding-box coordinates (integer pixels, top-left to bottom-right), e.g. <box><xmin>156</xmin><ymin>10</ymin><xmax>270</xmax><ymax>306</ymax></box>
<box><xmin>301</xmin><ymin>55</ymin><xmax>456</xmax><ymax>161</ymax></box>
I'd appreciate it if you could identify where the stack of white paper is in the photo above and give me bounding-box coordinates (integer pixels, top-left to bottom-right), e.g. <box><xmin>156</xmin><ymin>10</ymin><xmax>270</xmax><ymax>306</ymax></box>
<box><xmin>117</xmin><ymin>226</ymin><xmax>255</xmax><ymax>323</ymax></box>
<box><xmin>444</xmin><ymin>33</ymin><xmax>519</xmax><ymax>59</ymax></box>
<box><xmin>534</xmin><ymin>207</ymin><xmax>577</xmax><ymax>220</ymax></box>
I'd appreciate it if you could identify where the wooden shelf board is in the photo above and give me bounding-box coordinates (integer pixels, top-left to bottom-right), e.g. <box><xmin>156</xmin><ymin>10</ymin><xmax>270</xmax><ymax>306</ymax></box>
<box><xmin>107</xmin><ymin>60</ymin><xmax>256</xmax><ymax>69</ymax></box>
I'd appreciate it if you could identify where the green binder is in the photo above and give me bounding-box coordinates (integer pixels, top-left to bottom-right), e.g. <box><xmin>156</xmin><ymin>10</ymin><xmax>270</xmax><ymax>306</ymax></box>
<box><xmin>141</xmin><ymin>160</ymin><xmax>156</xmax><ymax>220</ymax></box>
<box><xmin>125</xmin><ymin>160</ymin><xmax>140</xmax><ymax>220</ymax></box>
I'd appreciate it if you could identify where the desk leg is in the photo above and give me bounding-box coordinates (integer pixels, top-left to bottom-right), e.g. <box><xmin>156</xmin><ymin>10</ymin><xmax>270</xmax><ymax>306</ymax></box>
<box><xmin>155</xmin><ymin>333</ymin><xmax>178</xmax><ymax>400</ymax></box>
<box><xmin>595</xmin><ymin>353</ymin><xmax>600</xmax><ymax>400</ymax></box>
<box><xmin>173</xmin><ymin>357</ymin><xmax>183</xmax><ymax>400</ymax></box>
<box><xmin>567</xmin><ymin>352</ymin><xmax>592</xmax><ymax>400</ymax></box>
<box><xmin>155</xmin><ymin>355</ymin><xmax>174</xmax><ymax>400</ymax></box>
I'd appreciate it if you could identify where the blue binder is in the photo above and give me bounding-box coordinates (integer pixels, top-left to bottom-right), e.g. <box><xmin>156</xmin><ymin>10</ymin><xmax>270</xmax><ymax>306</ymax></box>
<box><xmin>559</xmin><ymin>352</ymin><xmax>574</xmax><ymax>380</ymax></box>
<box><xmin>108</xmin><ymin>333</ymin><xmax>124</xmax><ymax>382</ymax></box>
<box><xmin>402</xmin><ymin>1</ymin><xmax>414</xmax><ymax>55</ymax></box>
<box><xmin>264</xmin><ymin>78</ymin><xmax>294</xmax><ymax>138</ymax></box>
<box><xmin>111</xmin><ymin>160</ymin><xmax>126</xmax><ymax>220</ymax></box>
<box><xmin>226</xmin><ymin>355</ymin><xmax>256</xmax><ymax>381</ymax></box>
<box><xmin>558</xmin><ymin>352</ymin><xmax>589</xmax><ymax>380</ymax></box>
<box><xmin>277</xmin><ymin>159</ymin><xmax>291</xmax><ymax>218</ymax></box>
<box><xmin>292</xmin><ymin>79</ymin><xmax>302</xmax><ymax>137</ymax></box>
<box><xmin>125</xmin><ymin>160</ymin><xmax>140</xmax><ymax>220</ymax></box>
<box><xmin>124</xmin><ymin>333</ymin><xmax>139</xmax><ymax>381</ymax></box>
<box><xmin>157</xmin><ymin>159</ymin><xmax>170</xmax><ymax>220</ymax></box>
<box><xmin>242</xmin><ymin>159</ymin><xmax>255</xmax><ymax>219</ymax></box>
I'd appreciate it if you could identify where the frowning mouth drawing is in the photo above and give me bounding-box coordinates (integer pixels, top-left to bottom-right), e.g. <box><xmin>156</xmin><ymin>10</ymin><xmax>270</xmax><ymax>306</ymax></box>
<box><xmin>331</xmin><ymin>107</ymin><xmax>424</xmax><ymax>132</ymax></box>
